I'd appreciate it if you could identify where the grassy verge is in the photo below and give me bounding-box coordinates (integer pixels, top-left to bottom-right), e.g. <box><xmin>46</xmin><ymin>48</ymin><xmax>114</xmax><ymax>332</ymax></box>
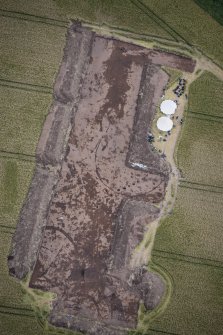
<box><xmin>137</xmin><ymin>262</ymin><xmax>173</xmax><ymax>333</ymax></box>
<box><xmin>162</xmin><ymin>66</ymin><xmax>182</xmax><ymax>89</ymax></box>
<box><xmin>0</xmin><ymin>159</ymin><xmax>34</xmax><ymax>228</ymax></box>
<box><xmin>0</xmin><ymin>231</ymin><xmax>33</xmax><ymax>308</ymax></box>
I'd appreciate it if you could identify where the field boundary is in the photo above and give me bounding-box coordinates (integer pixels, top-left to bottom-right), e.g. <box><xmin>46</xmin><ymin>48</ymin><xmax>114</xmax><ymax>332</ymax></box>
<box><xmin>0</xmin><ymin>227</ymin><xmax>15</xmax><ymax>234</ymax></box>
<box><xmin>0</xmin><ymin>305</ymin><xmax>35</xmax><ymax>318</ymax></box>
<box><xmin>179</xmin><ymin>180</ymin><xmax>223</xmax><ymax>193</ymax></box>
<box><xmin>0</xmin><ymin>6</ymin><xmax>199</xmax><ymax>63</ymax></box>
<box><xmin>187</xmin><ymin>113</ymin><xmax>223</xmax><ymax>123</ymax></box>
<box><xmin>0</xmin><ymin>78</ymin><xmax>53</xmax><ymax>95</ymax></box>
<box><xmin>0</xmin><ymin>224</ymin><xmax>15</xmax><ymax>231</ymax></box>
<box><xmin>179</xmin><ymin>184</ymin><xmax>223</xmax><ymax>195</ymax></box>
<box><xmin>0</xmin><ymin>151</ymin><xmax>36</xmax><ymax>163</ymax></box>
<box><xmin>148</xmin><ymin>328</ymin><xmax>180</xmax><ymax>335</ymax></box>
<box><xmin>153</xmin><ymin>249</ymin><xmax>223</xmax><ymax>269</ymax></box>
<box><xmin>0</xmin><ymin>8</ymin><xmax>68</xmax><ymax>28</ymax></box>
<box><xmin>187</xmin><ymin>110</ymin><xmax>223</xmax><ymax>121</ymax></box>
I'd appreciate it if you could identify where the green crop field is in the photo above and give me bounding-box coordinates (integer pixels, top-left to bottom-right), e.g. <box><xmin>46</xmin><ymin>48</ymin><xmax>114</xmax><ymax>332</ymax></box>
<box><xmin>146</xmin><ymin>257</ymin><xmax>223</xmax><ymax>335</ymax></box>
<box><xmin>176</xmin><ymin>72</ymin><xmax>223</xmax><ymax>186</ymax></box>
<box><xmin>153</xmin><ymin>187</ymin><xmax>223</xmax><ymax>263</ymax></box>
<box><xmin>0</xmin><ymin>0</ymin><xmax>65</xmax><ymax>20</ymax></box>
<box><xmin>141</xmin><ymin>0</ymin><xmax>223</xmax><ymax>66</ymax></box>
<box><xmin>177</xmin><ymin>117</ymin><xmax>223</xmax><ymax>186</ymax></box>
<box><xmin>0</xmin><ymin>16</ymin><xmax>65</xmax><ymax>86</ymax></box>
<box><xmin>188</xmin><ymin>71</ymin><xmax>223</xmax><ymax>118</ymax></box>
<box><xmin>0</xmin><ymin>231</ymin><xmax>31</xmax><ymax>307</ymax></box>
<box><xmin>0</xmin><ymin>87</ymin><xmax>52</xmax><ymax>155</ymax></box>
<box><xmin>1</xmin><ymin>1</ymin><xmax>223</xmax><ymax>65</ymax></box>
<box><xmin>0</xmin><ymin>159</ymin><xmax>34</xmax><ymax>229</ymax></box>
<box><xmin>0</xmin><ymin>314</ymin><xmax>43</xmax><ymax>335</ymax></box>
<box><xmin>0</xmin><ymin>0</ymin><xmax>172</xmax><ymax>40</ymax></box>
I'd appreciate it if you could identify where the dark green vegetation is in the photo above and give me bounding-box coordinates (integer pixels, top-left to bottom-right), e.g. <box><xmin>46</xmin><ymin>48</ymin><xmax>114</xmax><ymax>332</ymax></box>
<box><xmin>143</xmin><ymin>72</ymin><xmax>223</xmax><ymax>334</ymax></box>
<box><xmin>195</xmin><ymin>0</ymin><xmax>223</xmax><ymax>26</ymax></box>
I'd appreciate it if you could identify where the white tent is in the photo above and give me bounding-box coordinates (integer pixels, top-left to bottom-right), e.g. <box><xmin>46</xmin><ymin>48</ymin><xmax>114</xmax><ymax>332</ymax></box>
<box><xmin>157</xmin><ymin>116</ymin><xmax>173</xmax><ymax>131</ymax></box>
<box><xmin>160</xmin><ymin>100</ymin><xmax>177</xmax><ymax>115</ymax></box>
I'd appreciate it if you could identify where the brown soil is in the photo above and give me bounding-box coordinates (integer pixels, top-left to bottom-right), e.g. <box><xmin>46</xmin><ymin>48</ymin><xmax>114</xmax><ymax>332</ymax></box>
<box><xmin>9</xmin><ymin>23</ymin><xmax>195</xmax><ymax>335</ymax></box>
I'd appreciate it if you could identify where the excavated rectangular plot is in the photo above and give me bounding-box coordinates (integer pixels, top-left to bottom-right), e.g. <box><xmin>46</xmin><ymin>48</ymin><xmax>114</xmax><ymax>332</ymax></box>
<box><xmin>8</xmin><ymin>24</ymin><xmax>196</xmax><ymax>335</ymax></box>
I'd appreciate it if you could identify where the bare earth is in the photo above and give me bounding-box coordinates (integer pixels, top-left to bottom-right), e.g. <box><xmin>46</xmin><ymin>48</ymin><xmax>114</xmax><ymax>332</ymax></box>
<box><xmin>9</xmin><ymin>24</ymin><xmax>195</xmax><ymax>335</ymax></box>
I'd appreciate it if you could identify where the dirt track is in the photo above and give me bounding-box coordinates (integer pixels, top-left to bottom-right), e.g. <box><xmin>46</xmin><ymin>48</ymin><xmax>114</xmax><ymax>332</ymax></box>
<box><xmin>9</xmin><ymin>23</ymin><xmax>195</xmax><ymax>335</ymax></box>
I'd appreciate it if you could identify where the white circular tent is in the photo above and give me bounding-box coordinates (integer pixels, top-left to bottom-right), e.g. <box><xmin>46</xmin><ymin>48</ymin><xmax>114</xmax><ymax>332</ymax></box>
<box><xmin>157</xmin><ymin>116</ymin><xmax>173</xmax><ymax>131</ymax></box>
<box><xmin>160</xmin><ymin>100</ymin><xmax>177</xmax><ymax>115</ymax></box>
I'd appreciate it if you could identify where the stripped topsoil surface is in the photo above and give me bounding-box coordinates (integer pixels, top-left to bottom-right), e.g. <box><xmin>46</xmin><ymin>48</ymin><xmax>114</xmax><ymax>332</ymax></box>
<box><xmin>8</xmin><ymin>23</ymin><xmax>195</xmax><ymax>335</ymax></box>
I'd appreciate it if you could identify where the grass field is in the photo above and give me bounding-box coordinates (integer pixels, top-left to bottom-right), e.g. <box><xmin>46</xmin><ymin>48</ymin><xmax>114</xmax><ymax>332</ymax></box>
<box><xmin>146</xmin><ymin>257</ymin><xmax>223</xmax><ymax>335</ymax></box>
<box><xmin>0</xmin><ymin>231</ymin><xmax>33</xmax><ymax>307</ymax></box>
<box><xmin>1</xmin><ymin>1</ymin><xmax>223</xmax><ymax>67</ymax></box>
<box><xmin>0</xmin><ymin>87</ymin><xmax>52</xmax><ymax>155</ymax></box>
<box><xmin>0</xmin><ymin>16</ymin><xmax>66</xmax><ymax>86</ymax></box>
<box><xmin>176</xmin><ymin>72</ymin><xmax>223</xmax><ymax>186</ymax></box>
<box><xmin>0</xmin><ymin>314</ymin><xmax>43</xmax><ymax>335</ymax></box>
<box><xmin>177</xmin><ymin>117</ymin><xmax>223</xmax><ymax>186</ymax></box>
<box><xmin>153</xmin><ymin>187</ymin><xmax>223</xmax><ymax>263</ymax></box>
<box><xmin>0</xmin><ymin>0</ymin><xmax>173</xmax><ymax>40</ymax></box>
<box><xmin>0</xmin><ymin>159</ymin><xmax>34</xmax><ymax>229</ymax></box>
<box><xmin>141</xmin><ymin>0</ymin><xmax>223</xmax><ymax>66</ymax></box>
<box><xmin>188</xmin><ymin>71</ymin><xmax>223</xmax><ymax>117</ymax></box>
